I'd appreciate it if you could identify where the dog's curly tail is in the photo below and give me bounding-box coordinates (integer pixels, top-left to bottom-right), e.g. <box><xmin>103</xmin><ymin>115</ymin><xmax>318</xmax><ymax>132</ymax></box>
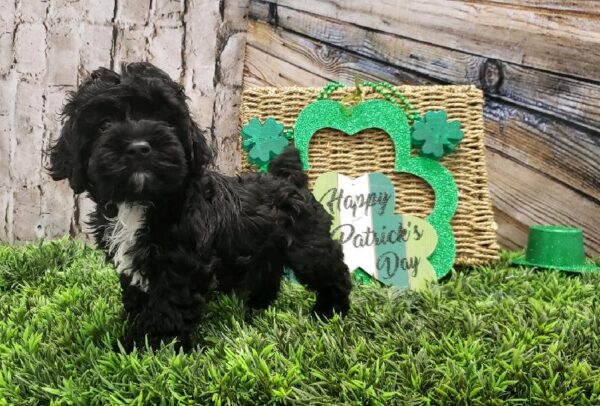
<box><xmin>268</xmin><ymin>146</ymin><xmax>308</xmax><ymax>189</ymax></box>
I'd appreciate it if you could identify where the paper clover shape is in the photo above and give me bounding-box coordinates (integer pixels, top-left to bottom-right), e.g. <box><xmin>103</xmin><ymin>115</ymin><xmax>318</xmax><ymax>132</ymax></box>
<box><xmin>411</xmin><ymin>111</ymin><xmax>464</xmax><ymax>160</ymax></box>
<box><xmin>241</xmin><ymin>117</ymin><xmax>289</xmax><ymax>171</ymax></box>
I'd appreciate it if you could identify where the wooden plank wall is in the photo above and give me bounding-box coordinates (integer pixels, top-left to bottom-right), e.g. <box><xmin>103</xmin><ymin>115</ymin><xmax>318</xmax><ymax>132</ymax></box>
<box><xmin>0</xmin><ymin>0</ymin><xmax>249</xmax><ymax>243</ymax></box>
<box><xmin>243</xmin><ymin>0</ymin><xmax>600</xmax><ymax>257</ymax></box>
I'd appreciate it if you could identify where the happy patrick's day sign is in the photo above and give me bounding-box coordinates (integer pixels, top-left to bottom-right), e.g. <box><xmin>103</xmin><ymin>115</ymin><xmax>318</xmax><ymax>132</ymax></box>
<box><xmin>313</xmin><ymin>172</ymin><xmax>438</xmax><ymax>290</ymax></box>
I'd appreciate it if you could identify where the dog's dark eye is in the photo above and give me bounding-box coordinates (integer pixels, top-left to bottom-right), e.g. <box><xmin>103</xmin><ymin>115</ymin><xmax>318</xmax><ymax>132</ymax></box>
<box><xmin>99</xmin><ymin>120</ymin><xmax>112</xmax><ymax>132</ymax></box>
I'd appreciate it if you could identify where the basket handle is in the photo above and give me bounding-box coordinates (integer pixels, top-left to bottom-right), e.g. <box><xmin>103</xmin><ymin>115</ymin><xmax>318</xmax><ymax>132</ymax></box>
<box><xmin>316</xmin><ymin>80</ymin><xmax>420</xmax><ymax>123</ymax></box>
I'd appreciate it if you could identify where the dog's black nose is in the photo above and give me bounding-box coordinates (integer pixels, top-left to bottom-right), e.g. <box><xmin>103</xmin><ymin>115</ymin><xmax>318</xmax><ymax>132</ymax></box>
<box><xmin>126</xmin><ymin>141</ymin><xmax>151</xmax><ymax>157</ymax></box>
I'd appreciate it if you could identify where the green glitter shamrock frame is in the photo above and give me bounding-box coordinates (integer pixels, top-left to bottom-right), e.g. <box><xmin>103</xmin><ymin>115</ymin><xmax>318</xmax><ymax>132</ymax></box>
<box><xmin>293</xmin><ymin>99</ymin><xmax>458</xmax><ymax>280</ymax></box>
<box><xmin>240</xmin><ymin>81</ymin><xmax>462</xmax><ymax>279</ymax></box>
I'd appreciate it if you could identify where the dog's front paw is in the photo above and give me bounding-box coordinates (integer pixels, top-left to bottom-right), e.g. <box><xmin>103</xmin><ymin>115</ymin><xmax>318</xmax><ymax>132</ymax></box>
<box><xmin>312</xmin><ymin>296</ymin><xmax>350</xmax><ymax>319</ymax></box>
<box><xmin>312</xmin><ymin>283</ymin><xmax>351</xmax><ymax>319</ymax></box>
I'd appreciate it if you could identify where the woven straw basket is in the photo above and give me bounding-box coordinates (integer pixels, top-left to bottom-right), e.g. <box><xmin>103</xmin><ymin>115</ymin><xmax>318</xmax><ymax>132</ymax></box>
<box><xmin>240</xmin><ymin>86</ymin><xmax>500</xmax><ymax>266</ymax></box>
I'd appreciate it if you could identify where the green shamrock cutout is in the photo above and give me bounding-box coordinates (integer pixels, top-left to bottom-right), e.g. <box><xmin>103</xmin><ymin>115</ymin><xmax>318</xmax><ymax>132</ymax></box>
<box><xmin>293</xmin><ymin>99</ymin><xmax>458</xmax><ymax>280</ymax></box>
<box><xmin>241</xmin><ymin>117</ymin><xmax>289</xmax><ymax>171</ymax></box>
<box><xmin>411</xmin><ymin>111</ymin><xmax>463</xmax><ymax>160</ymax></box>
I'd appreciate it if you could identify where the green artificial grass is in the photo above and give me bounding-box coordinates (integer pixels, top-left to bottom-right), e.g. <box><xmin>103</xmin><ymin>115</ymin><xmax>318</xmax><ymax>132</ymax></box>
<box><xmin>1</xmin><ymin>239</ymin><xmax>600</xmax><ymax>405</ymax></box>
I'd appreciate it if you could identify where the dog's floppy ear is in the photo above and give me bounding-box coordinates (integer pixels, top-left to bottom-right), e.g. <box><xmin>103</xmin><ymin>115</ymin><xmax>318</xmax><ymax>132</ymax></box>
<box><xmin>189</xmin><ymin>120</ymin><xmax>213</xmax><ymax>173</ymax></box>
<box><xmin>47</xmin><ymin>66</ymin><xmax>120</xmax><ymax>193</ymax></box>
<box><xmin>47</xmin><ymin>125</ymin><xmax>72</xmax><ymax>182</ymax></box>
<box><xmin>47</xmin><ymin>120</ymin><xmax>88</xmax><ymax>194</ymax></box>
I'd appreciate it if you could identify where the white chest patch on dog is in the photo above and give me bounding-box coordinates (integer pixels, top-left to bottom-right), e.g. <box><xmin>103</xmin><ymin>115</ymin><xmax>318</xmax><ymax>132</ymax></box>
<box><xmin>104</xmin><ymin>203</ymin><xmax>149</xmax><ymax>292</ymax></box>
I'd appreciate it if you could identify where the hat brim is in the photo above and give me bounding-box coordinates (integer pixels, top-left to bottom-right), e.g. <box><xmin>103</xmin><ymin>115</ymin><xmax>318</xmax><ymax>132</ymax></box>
<box><xmin>512</xmin><ymin>257</ymin><xmax>600</xmax><ymax>273</ymax></box>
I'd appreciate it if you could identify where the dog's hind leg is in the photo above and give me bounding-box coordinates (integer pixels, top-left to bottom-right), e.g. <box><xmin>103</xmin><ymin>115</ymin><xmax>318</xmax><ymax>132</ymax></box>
<box><xmin>245</xmin><ymin>260</ymin><xmax>284</xmax><ymax>310</ymax></box>
<box><xmin>285</xmin><ymin>237</ymin><xmax>351</xmax><ymax>318</ymax></box>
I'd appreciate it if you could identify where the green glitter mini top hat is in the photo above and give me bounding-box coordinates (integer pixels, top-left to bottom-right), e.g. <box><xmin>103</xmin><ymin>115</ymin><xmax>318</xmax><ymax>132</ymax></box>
<box><xmin>513</xmin><ymin>225</ymin><xmax>600</xmax><ymax>272</ymax></box>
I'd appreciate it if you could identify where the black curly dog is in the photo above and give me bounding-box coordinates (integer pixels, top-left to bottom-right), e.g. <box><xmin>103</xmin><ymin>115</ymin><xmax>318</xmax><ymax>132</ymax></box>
<box><xmin>47</xmin><ymin>62</ymin><xmax>351</xmax><ymax>351</ymax></box>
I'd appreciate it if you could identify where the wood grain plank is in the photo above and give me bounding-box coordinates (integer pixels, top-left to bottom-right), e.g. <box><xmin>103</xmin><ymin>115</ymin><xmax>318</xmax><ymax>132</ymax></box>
<box><xmin>484</xmin><ymin>100</ymin><xmax>600</xmax><ymax>200</ymax></box>
<box><xmin>472</xmin><ymin>1</ymin><xmax>600</xmax><ymax>14</ymax></box>
<box><xmin>244</xmin><ymin>45</ymin><xmax>328</xmax><ymax>87</ymax></box>
<box><xmin>492</xmin><ymin>206</ymin><xmax>527</xmax><ymax>251</ymax></box>
<box><xmin>267</xmin><ymin>4</ymin><xmax>484</xmax><ymax>83</ymax></box>
<box><xmin>247</xmin><ymin>21</ymin><xmax>432</xmax><ymax>86</ymax></box>
<box><xmin>257</xmin><ymin>0</ymin><xmax>600</xmax><ymax>81</ymax></box>
<box><xmin>496</xmin><ymin>64</ymin><xmax>600</xmax><ymax>132</ymax></box>
<box><xmin>256</xmin><ymin>4</ymin><xmax>600</xmax><ymax>132</ymax></box>
<box><xmin>487</xmin><ymin>150</ymin><xmax>600</xmax><ymax>257</ymax></box>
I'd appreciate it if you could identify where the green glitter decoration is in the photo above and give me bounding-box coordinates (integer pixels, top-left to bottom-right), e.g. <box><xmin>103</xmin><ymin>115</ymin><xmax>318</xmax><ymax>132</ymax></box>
<box><xmin>353</xmin><ymin>269</ymin><xmax>375</xmax><ymax>285</ymax></box>
<box><xmin>241</xmin><ymin>117</ymin><xmax>288</xmax><ymax>172</ymax></box>
<box><xmin>293</xmin><ymin>99</ymin><xmax>458</xmax><ymax>280</ymax></box>
<box><xmin>411</xmin><ymin>111</ymin><xmax>464</xmax><ymax>160</ymax></box>
<box><xmin>318</xmin><ymin>80</ymin><xmax>421</xmax><ymax>123</ymax></box>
